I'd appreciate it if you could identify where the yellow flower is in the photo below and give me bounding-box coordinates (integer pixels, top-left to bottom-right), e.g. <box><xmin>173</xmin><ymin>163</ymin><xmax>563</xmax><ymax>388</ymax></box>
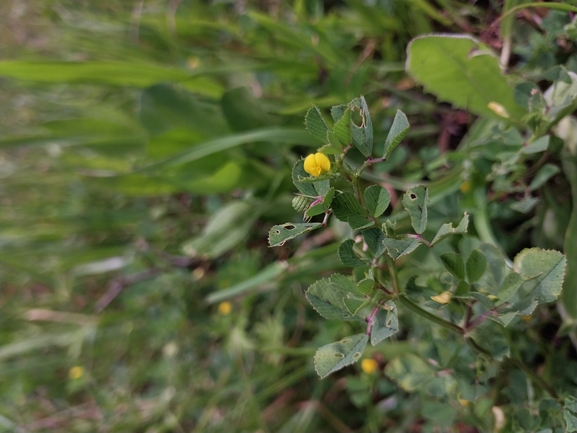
<box><xmin>69</xmin><ymin>366</ymin><xmax>84</xmax><ymax>380</ymax></box>
<box><xmin>361</xmin><ymin>358</ymin><xmax>379</xmax><ymax>374</ymax></box>
<box><xmin>460</xmin><ymin>180</ymin><xmax>471</xmax><ymax>193</ymax></box>
<box><xmin>431</xmin><ymin>291</ymin><xmax>452</xmax><ymax>304</ymax></box>
<box><xmin>303</xmin><ymin>153</ymin><xmax>331</xmax><ymax>177</ymax></box>
<box><xmin>218</xmin><ymin>301</ymin><xmax>232</xmax><ymax>315</ymax></box>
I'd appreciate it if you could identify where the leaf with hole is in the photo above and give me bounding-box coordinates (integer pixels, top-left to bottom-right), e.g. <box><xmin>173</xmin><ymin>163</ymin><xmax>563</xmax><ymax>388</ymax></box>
<box><xmin>402</xmin><ymin>186</ymin><xmax>428</xmax><ymax>234</ymax></box>
<box><xmin>370</xmin><ymin>302</ymin><xmax>399</xmax><ymax>346</ymax></box>
<box><xmin>350</xmin><ymin>96</ymin><xmax>373</xmax><ymax>157</ymax></box>
<box><xmin>268</xmin><ymin>222</ymin><xmax>322</xmax><ymax>247</ymax></box>
<box><xmin>314</xmin><ymin>333</ymin><xmax>368</xmax><ymax>378</ymax></box>
<box><xmin>383</xmin><ymin>110</ymin><xmax>410</xmax><ymax>158</ymax></box>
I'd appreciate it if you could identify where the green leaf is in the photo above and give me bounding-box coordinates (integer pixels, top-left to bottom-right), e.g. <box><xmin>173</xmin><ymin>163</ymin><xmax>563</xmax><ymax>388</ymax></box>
<box><xmin>357</xmin><ymin>278</ymin><xmax>375</xmax><ymax>295</ymax></box>
<box><xmin>268</xmin><ymin>223</ymin><xmax>322</xmax><ymax>247</ymax></box>
<box><xmin>496</xmin><ymin>272</ymin><xmax>524</xmax><ymax>305</ymax></box>
<box><xmin>361</xmin><ymin>228</ymin><xmax>386</xmax><ymax>259</ymax></box>
<box><xmin>306</xmin><ymin>187</ymin><xmax>335</xmax><ymax>218</ymax></box>
<box><xmin>338</xmin><ymin>239</ymin><xmax>368</xmax><ymax>267</ymax></box>
<box><xmin>292</xmin><ymin>160</ymin><xmax>330</xmax><ymax>197</ymax></box>
<box><xmin>370</xmin><ymin>302</ymin><xmax>399</xmax><ymax>346</ymax></box>
<box><xmin>529</xmin><ymin>164</ymin><xmax>560</xmax><ymax>190</ymax></box>
<box><xmin>385</xmin><ymin>353</ymin><xmax>435</xmax><ymax>392</ymax></box>
<box><xmin>402</xmin><ymin>186</ymin><xmax>428</xmax><ymax>234</ymax></box>
<box><xmin>522</xmin><ymin>136</ymin><xmax>549</xmax><ymax>154</ymax></box>
<box><xmin>466</xmin><ymin>249</ymin><xmax>487</xmax><ymax>283</ymax></box>
<box><xmin>333</xmin><ymin>106</ymin><xmax>352</xmax><ymax>146</ymax></box>
<box><xmin>314</xmin><ymin>334</ymin><xmax>368</xmax><ymax>378</ymax></box>
<box><xmin>305</xmin><ymin>106</ymin><xmax>331</xmax><ymax>144</ymax></box>
<box><xmin>182</xmin><ymin>200</ymin><xmax>259</xmax><ymax>258</ymax></box>
<box><xmin>383</xmin><ymin>110</ymin><xmax>410</xmax><ymax>158</ymax></box>
<box><xmin>332</xmin><ymin>192</ymin><xmax>372</xmax><ymax>229</ymax></box>
<box><xmin>306</xmin><ymin>274</ymin><xmax>365</xmax><ymax>321</ymax></box>
<box><xmin>514</xmin><ymin>248</ymin><xmax>567</xmax><ymax>304</ymax></box>
<box><xmin>350</xmin><ymin>96</ymin><xmax>373</xmax><ymax>157</ymax></box>
<box><xmin>406</xmin><ymin>35</ymin><xmax>527</xmax><ymax>121</ymax></box>
<box><xmin>440</xmin><ymin>252</ymin><xmax>466</xmax><ymax>280</ymax></box>
<box><xmin>383</xmin><ymin>238</ymin><xmax>420</xmax><ymax>260</ymax></box>
<box><xmin>364</xmin><ymin>185</ymin><xmax>391</xmax><ymax>218</ymax></box>
<box><xmin>431</xmin><ymin>213</ymin><xmax>469</xmax><ymax>245</ymax></box>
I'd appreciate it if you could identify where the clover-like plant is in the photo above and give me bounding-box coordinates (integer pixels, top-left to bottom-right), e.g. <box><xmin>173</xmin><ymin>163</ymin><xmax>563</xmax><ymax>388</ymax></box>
<box><xmin>269</xmin><ymin>96</ymin><xmax>567</xmax><ymax>385</ymax></box>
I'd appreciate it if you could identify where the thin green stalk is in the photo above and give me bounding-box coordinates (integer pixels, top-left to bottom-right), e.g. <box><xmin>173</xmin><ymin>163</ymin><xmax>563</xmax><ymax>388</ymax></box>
<box><xmin>397</xmin><ymin>294</ymin><xmax>464</xmax><ymax>335</ymax></box>
<box><xmin>386</xmin><ymin>256</ymin><xmax>400</xmax><ymax>295</ymax></box>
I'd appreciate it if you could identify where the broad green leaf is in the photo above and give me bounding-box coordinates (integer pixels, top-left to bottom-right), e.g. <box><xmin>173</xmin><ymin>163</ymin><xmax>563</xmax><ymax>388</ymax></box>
<box><xmin>364</xmin><ymin>185</ymin><xmax>391</xmax><ymax>218</ymax></box>
<box><xmin>383</xmin><ymin>238</ymin><xmax>420</xmax><ymax>260</ymax></box>
<box><xmin>522</xmin><ymin>135</ymin><xmax>549</xmax><ymax>154</ymax></box>
<box><xmin>338</xmin><ymin>239</ymin><xmax>368</xmax><ymax>267</ymax></box>
<box><xmin>514</xmin><ymin>248</ymin><xmax>567</xmax><ymax>304</ymax></box>
<box><xmin>305</xmin><ymin>106</ymin><xmax>331</xmax><ymax>144</ymax></box>
<box><xmin>268</xmin><ymin>222</ymin><xmax>322</xmax><ymax>247</ymax></box>
<box><xmin>362</xmin><ymin>228</ymin><xmax>386</xmax><ymax>259</ymax></box>
<box><xmin>333</xmin><ymin>106</ymin><xmax>352</xmax><ymax>146</ymax></box>
<box><xmin>529</xmin><ymin>164</ymin><xmax>560</xmax><ymax>190</ymax></box>
<box><xmin>183</xmin><ymin>200</ymin><xmax>259</xmax><ymax>257</ymax></box>
<box><xmin>306</xmin><ymin>187</ymin><xmax>335</xmax><ymax>218</ymax></box>
<box><xmin>431</xmin><ymin>213</ymin><xmax>469</xmax><ymax>245</ymax></box>
<box><xmin>440</xmin><ymin>252</ymin><xmax>466</xmax><ymax>280</ymax></box>
<box><xmin>330</xmin><ymin>104</ymin><xmax>348</xmax><ymax>123</ymax></box>
<box><xmin>496</xmin><ymin>272</ymin><xmax>525</xmax><ymax>305</ymax></box>
<box><xmin>306</xmin><ymin>274</ymin><xmax>365</xmax><ymax>321</ymax></box>
<box><xmin>402</xmin><ymin>186</ymin><xmax>428</xmax><ymax>234</ymax></box>
<box><xmin>357</xmin><ymin>278</ymin><xmax>375</xmax><ymax>295</ymax></box>
<box><xmin>332</xmin><ymin>192</ymin><xmax>372</xmax><ymax>229</ymax></box>
<box><xmin>510</xmin><ymin>196</ymin><xmax>540</xmax><ymax>214</ymax></box>
<box><xmin>350</xmin><ymin>96</ymin><xmax>373</xmax><ymax>157</ymax></box>
<box><xmin>383</xmin><ymin>110</ymin><xmax>410</xmax><ymax>158</ymax></box>
<box><xmin>314</xmin><ymin>334</ymin><xmax>368</xmax><ymax>378</ymax></box>
<box><xmin>385</xmin><ymin>353</ymin><xmax>435</xmax><ymax>392</ymax></box>
<box><xmin>466</xmin><ymin>249</ymin><xmax>487</xmax><ymax>283</ymax></box>
<box><xmin>406</xmin><ymin>35</ymin><xmax>527</xmax><ymax>121</ymax></box>
<box><xmin>370</xmin><ymin>302</ymin><xmax>399</xmax><ymax>346</ymax></box>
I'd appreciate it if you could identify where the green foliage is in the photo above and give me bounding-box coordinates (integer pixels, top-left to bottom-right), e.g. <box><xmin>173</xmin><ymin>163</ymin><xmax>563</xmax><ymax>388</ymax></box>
<box><xmin>2</xmin><ymin>1</ymin><xmax>577</xmax><ymax>431</ymax></box>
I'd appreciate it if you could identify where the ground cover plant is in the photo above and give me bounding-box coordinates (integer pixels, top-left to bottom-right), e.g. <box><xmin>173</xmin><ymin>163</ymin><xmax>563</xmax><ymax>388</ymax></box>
<box><xmin>1</xmin><ymin>0</ymin><xmax>577</xmax><ymax>432</ymax></box>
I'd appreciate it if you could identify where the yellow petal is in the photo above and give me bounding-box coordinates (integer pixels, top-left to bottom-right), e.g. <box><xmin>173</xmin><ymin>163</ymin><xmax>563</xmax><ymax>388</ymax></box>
<box><xmin>431</xmin><ymin>291</ymin><xmax>452</xmax><ymax>304</ymax></box>
<box><xmin>314</xmin><ymin>152</ymin><xmax>331</xmax><ymax>174</ymax></box>
<box><xmin>361</xmin><ymin>358</ymin><xmax>379</xmax><ymax>374</ymax></box>
<box><xmin>303</xmin><ymin>153</ymin><xmax>330</xmax><ymax>177</ymax></box>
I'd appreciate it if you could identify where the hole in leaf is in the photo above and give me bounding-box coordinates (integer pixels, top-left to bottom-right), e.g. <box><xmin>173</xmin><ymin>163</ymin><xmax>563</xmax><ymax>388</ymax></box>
<box><xmin>284</xmin><ymin>224</ymin><xmax>295</xmax><ymax>230</ymax></box>
<box><xmin>334</xmin><ymin>352</ymin><xmax>345</xmax><ymax>358</ymax></box>
<box><xmin>340</xmin><ymin>338</ymin><xmax>351</xmax><ymax>343</ymax></box>
<box><xmin>409</xmin><ymin>193</ymin><xmax>417</xmax><ymax>200</ymax></box>
<box><xmin>275</xmin><ymin>230</ymin><xmax>281</xmax><ymax>234</ymax></box>
<box><xmin>353</xmin><ymin>352</ymin><xmax>361</xmax><ymax>359</ymax></box>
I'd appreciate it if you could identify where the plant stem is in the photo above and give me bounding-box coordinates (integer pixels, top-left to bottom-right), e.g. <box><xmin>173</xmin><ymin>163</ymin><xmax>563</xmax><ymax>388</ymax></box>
<box><xmin>365</xmin><ymin>306</ymin><xmax>379</xmax><ymax>336</ymax></box>
<box><xmin>386</xmin><ymin>256</ymin><xmax>400</xmax><ymax>295</ymax></box>
<box><xmin>397</xmin><ymin>295</ymin><xmax>464</xmax><ymax>335</ymax></box>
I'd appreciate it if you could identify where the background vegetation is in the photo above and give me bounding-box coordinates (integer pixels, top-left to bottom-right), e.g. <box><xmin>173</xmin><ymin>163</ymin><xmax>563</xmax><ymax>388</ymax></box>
<box><xmin>1</xmin><ymin>1</ymin><xmax>576</xmax><ymax>432</ymax></box>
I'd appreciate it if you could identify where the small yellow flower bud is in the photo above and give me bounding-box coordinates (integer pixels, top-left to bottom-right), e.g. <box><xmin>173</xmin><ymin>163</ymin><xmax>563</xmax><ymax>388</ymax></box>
<box><xmin>218</xmin><ymin>301</ymin><xmax>232</xmax><ymax>315</ymax></box>
<box><xmin>69</xmin><ymin>366</ymin><xmax>84</xmax><ymax>380</ymax></box>
<box><xmin>303</xmin><ymin>153</ymin><xmax>331</xmax><ymax>177</ymax></box>
<box><xmin>458</xmin><ymin>397</ymin><xmax>471</xmax><ymax>407</ymax></box>
<box><xmin>460</xmin><ymin>180</ymin><xmax>471</xmax><ymax>193</ymax></box>
<box><xmin>487</xmin><ymin>102</ymin><xmax>509</xmax><ymax>119</ymax></box>
<box><xmin>431</xmin><ymin>291</ymin><xmax>452</xmax><ymax>304</ymax></box>
<box><xmin>361</xmin><ymin>358</ymin><xmax>379</xmax><ymax>374</ymax></box>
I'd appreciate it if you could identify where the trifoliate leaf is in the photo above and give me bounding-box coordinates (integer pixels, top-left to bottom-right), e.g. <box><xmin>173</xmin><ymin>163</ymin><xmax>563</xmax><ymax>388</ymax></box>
<box><xmin>305</xmin><ymin>105</ymin><xmax>330</xmax><ymax>144</ymax></box>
